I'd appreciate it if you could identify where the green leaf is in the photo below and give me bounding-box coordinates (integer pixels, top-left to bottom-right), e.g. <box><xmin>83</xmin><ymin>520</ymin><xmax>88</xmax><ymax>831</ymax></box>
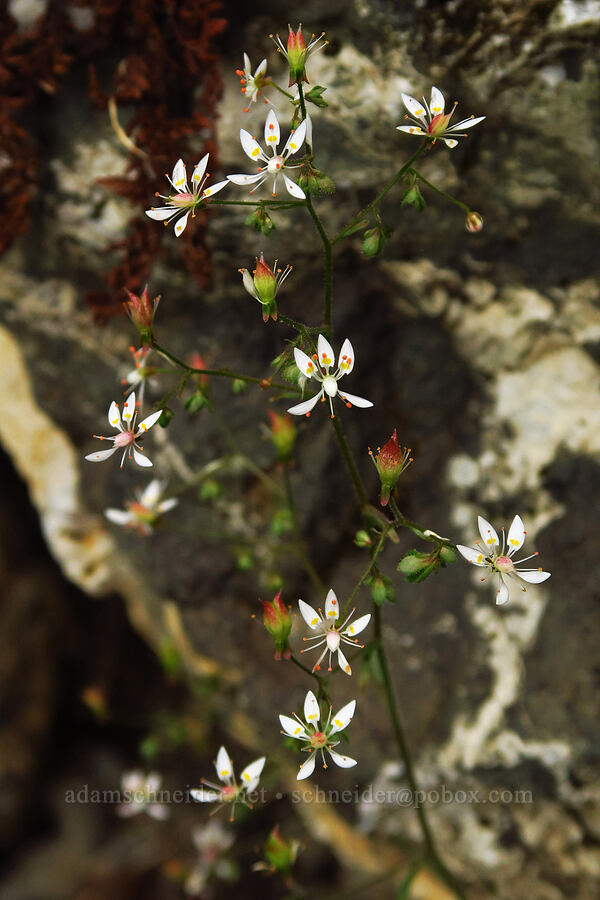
<box><xmin>401</xmin><ymin>184</ymin><xmax>426</xmax><ymax>211</ymax></box>
<box><xmin>305</xmin><ymin>85</ymin><xmax>328</xmax><ymax>107</ymax></box>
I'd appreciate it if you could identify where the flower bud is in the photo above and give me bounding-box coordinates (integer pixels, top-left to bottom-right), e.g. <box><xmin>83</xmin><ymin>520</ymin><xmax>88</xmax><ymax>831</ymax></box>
<box><xmin>297</xmin><ymin>161</ymin><xmax>336</xmax><ymax>196</ymax></box>
<box><xmin>267</xmin><ymin>410</ymin><xmax>296</xmax><ymax>461</ymax></box>
<box><xmin>465</xmin><ymin>211</ymin><xmax>483</xmax><ymax>233</ymax></box>
<box><xmin>263</xmin><ymin>826</ymin><xmax>300</xmax><ymax>874</ymax></box>
<box><xmin>362</xmin><ymin>226</ymin><xmax>389</xmax><ymax>258</ymax></box>
<box><xmin>369</xmin><ymin>430</ymin><xmax>413</xmax><ymax>506</ymax></box>
<box><xmin>354</xmin><ymin>529</ymin><xmax>372</xmax><ymax>549</ymax></box>
<box><xmin>123</xmin><ymin>286</ymin><xmax>160</xmax><ymax>346</ymax></box>
<box><xmin>244</xmin><ymin>206</ymin><xmax>276</xmax><ymax>235</ymax></box>
<box><xmin>262</xmin><ymin>591</ymin><xmax>292</xmax><ymax>660</ymax></box>
<box><xmin>239</xmin><ymin>253</ymin><xmax>293</xmax><ymax>322</ymax></box>
<box><xmin>286</xmin><ymin>25</ymin><xmax>308</xmax><ymax>85</ymax></box>
<box><xmin>401</xmin><ymin>184</ymin><xmax>426</xmax><ymax>211</ymax></box>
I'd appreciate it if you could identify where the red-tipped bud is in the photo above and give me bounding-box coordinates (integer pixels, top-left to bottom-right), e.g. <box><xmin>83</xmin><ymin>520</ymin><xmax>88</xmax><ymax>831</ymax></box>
<box><xmin>370</xmin><ymin>430</ymin><xmax>413</xmax><ymax>506</ymax></box>
<box><xmin>123</xmin><ymin>286</ymin><xmax>160</xmax><ymax>346</ymax></box>
<box><xmin>465</xmin><ymin>211</ymin><xmax>484</xmax><ymax>233</ymax></box>
<box><xmin>286</xmin><ymin>24</ymin><xmax>309</xmax><ymax>85</ymax></box>
<box><xmin>267</xmin><ymin>410</ymin><xmax>296</xmax><ymax>461</ymax></box>
<box><xmin>263</xmin><ymin>825</ymin><xmax>300</xmax><ymax>874</ymax></box>
<box><xmin>261</xmin><ymin>591</ymin><xmax>292</xmax><ymax>660</ymax></box>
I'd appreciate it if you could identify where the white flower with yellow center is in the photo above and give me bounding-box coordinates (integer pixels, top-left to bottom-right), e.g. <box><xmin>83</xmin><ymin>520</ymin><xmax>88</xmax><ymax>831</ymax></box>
<box><xmin>227</xmin><ymin>109</ymin><xmax>306</xmax><ymax>199</ymax></box>
<box><xmin>457</xmin><ymin>515</ymin><xmax>551</xmax><ymax>605</ymax></box>
<box><xmin>190</xmin><ymin>746</ymin><xmax>266</xmax><ymax>821</ymax></box>
<box><xmin>287</xmin><ymin>334</ymin><xmax>373</xmax><ymax>418</ymax></box>
<box><xmin>397</xmin><ymin>86</ymin><xmax>485</xmax><ymax>148</ymax></box>
<box><xmin>105</xmin><ymin>480</ymin><xmax>178</xmax><ymax>535</ymax></box>
<box><xmin>235</xmin><ymin>54</ymin><xmax>269</xmax><ymax>112</ymax></box>
<box><xmin>118</xmin><ymin>771</ymin><xmax>168</xmax><ymax>820</ymax></box>
<box><xmin>279</xmin><ymin>690</ymin><xmax>357</xmax><ymax>781</ymax></box>
<box><xmin>146</xmin><ymin>155</ymin><xmax>229</xmax><ymax>236</ymax></box>
<box><xmin>299</xmin><ymin>589</ymin><xmax>371</xmax><ymax>675</ymax></box>
<box><xmin>85</xmin><ymin>391</ymin><xmax>162</xmax><ymax>468</ymax></box>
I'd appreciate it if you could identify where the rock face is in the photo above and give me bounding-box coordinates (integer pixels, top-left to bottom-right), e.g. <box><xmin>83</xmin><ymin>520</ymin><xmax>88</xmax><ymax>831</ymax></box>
<box><xmin>1</xmin><ymin>1</ymin><xmax>600</xmax><ymax>897</ymax></box>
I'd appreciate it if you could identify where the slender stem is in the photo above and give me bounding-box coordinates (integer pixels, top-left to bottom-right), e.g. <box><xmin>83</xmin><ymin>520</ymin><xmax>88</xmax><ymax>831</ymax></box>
<box><xmin>340</xmin><ymin>523</ymin><xmax>395</xmax><ymax>618</ymax></box>
<box><xmin>266</xmin><ymin>80</ymin><xmax>295</xmax><ymax>100</ymax></box>
<box><xmin>374</xmin><ymin>606</ymin><xmax>465</xmax><ymax>899</ymax></box>
<box><xmin>410</xmin><ymin>168</ymin><xmax>470</xmax><ymax>213</ymax></box>
<box><xmin>330</xmin><ymin>416</ymin><xmax>368</xmax><ymax>508</ymax></box>
<box><xmin>152</xmin><ymin>340</ymin><xmax>299</xmax><ymax>393</ymax></box>
<box><xmin>283</xmin><ymin>462</ymin><xmax>326</xmax><ymax>595</ymax></box>
<box><xmin>206</xmin><ymin>198</ymin><xmax>305</xmax><ymax>208</ymax></box>
<box><xmin>290</xmin><ymin>654</ymin><xmax>321</xmax><ymax>683</ymax></box>
<box><xmin>332</xmin><ymin>142</ymin><xmax>429</xmax><ymax>244</ymax></box>
<box><xmin>389</xmin><ymin>497</ymin><xmax>456</xmax><ymax>550</ymax></box>
<box><xmin>297</xmin><ymin>81</ymin><xmax>308</xmax><ymax>124</ymax></box>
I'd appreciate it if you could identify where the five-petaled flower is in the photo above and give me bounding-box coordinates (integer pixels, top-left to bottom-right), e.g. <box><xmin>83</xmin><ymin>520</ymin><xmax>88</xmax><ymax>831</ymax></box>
<box><xmin>298</xmin><ymin>589</ymin><xmax>370</xmax><ymax>675</ymax></box>
<box><xmin>105</xmin><ymin>479</ymin><xmax>178</xmax><ymax>535</ymax></box>
<box><xmin>118</xmin><ymin>771</ymin><xmax>168</xmax><ymax>820</ymax></box>
<box><xmin>287</xmin><ymin>334</ymin><xmax>373</xmax><ymax>418</ymax></box>
<box><xmin>279</xmin><ymin>690</ymin><xmax>357</xmax><ymax>780</ymax></box>
<box><xmin>236</xmin><ymin>54</ymin><xmax>269</xmax><ymax>112</ymax></box>
<box><xmin>457</xmin><ymin>515</ymin><xmax>551</xmax><ymax>605</ymax></box>
<box><xmin>227</xmin><ymin>109</ymin><xmax>307</xmax><ymax>199</ymax></box>
<box><xmin>85</xmin><ymin>392</ymin><xmax>162</xmax><ymax>468</ymax></box>
<box><xmin>146</xmin><ymin>155</ymin><xmax>229</xmax><ymax>237</ymax></box>
<box><xmin>397</xmin><ymin>86</ymin><xmax>485</xmax><ymax>148</ymax></box>
<box><xmin>190</xmin><ymin>746</ymin><xmax>266</xmax><ymax>821</ymax></box>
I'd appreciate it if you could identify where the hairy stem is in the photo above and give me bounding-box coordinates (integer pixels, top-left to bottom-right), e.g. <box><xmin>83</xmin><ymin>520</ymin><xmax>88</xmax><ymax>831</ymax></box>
<box><xmin>410</xmin><ymin>168</ymin><xmax>470</xmax><ymax>214</ymax></box>
<box><xmin>330</xmin><ymin>415</ymin><xmax>368</xmax><ymax>507</ymax></box>
<box><xmin>283</xmin><ymin>462</ymin><xmax>326</xmax><ymax>595</ymax></box>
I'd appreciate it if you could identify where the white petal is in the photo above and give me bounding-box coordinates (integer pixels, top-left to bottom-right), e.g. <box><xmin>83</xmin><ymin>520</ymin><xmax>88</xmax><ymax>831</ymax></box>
<box><xmin>239</xmin><ymin>128</ymin><xmax>265</xmax><ymax>161</ymax></box>
<box><xmin>442</xmin><ymin>138</ymin><xmax>458</xmax><ymax>149</ymax></box>
<box><xmin>451</xmin><ymin>115</ymin><xmax>486</xmax><ymax>131</ymax></box>
<box><xmin>515</xmin><ymin>569</ymin><xmax>551</xmax><ymax>584</ymax></box>
<box><xmin>145</xmin><ymin>773</ymin><xmax>161</xmax><ymax>794</ymax></box>
<box><xmin>304</xmin><ymin>690</ymin><xmax>320</xmax><ymax>726</ymax></box>
<box><xmin>297</xmin><ymin>754</ymin><xmax>316</xmax><ymax>781</ymax></box>
<box><xmin>429</xmin><ymin>86</ymin><xmax>445</xmax><ymax>115</ymax></box>
<box><xmin>157</xmin><ymin>498</ymin><xmax>178</xmax><ymax>514</ymax></box>
<box><xmin>240</xmin><ymin>756</ymin><xmax>266</xmax><ymax>792</ymax></box>
<box><xmin>338</xmin><ymin>390</ymin><xmax>373</xmax><ymax>409</ymax></box>
<box><xmin>243</xmin><ymin>52</ymin><xmax>251</xmax><ymax>72</ymax></box>
<box><xmin>147</xmin><ymin>803</ymin><xmax>169</xmax><ymax>820</ymax></box>
<box><xmin>122</xmin><ymin>771</ymin><xmax>145</xmax><ymax>793</ymax></box>
<box><xmin>202</xmin><ymin>179</ymin><xmax>229</xmax><ymax>198</ymax></box>
<box><xmin>496</xmin><ymin>583</ymin><xmax>510</xmax><ymax>605</ymax></box>
<box><xmin>191</xmin><ymin>153</ymin><xmax>209</xmax><ymax>185</ymax></box>
<box><xmin>108</xmin><ymin>400</ymin><xmax>121</xmax><ymax>429</ymax></box>
<box><xmin>105</xmin><ymin>509</ymin><xmax>132</xmax><ymax>526</ymax></box>
<box><xmin>171</xmin><ymin>158</ymin><xmax>187</xmax><ymax>191</ymax></box>
<box><xmin>329</xmin><ymin>699</ymin><xmax>356</xmax><ymax>735</ymax></box>
<box><xmin>227</xmin><ymin>172</ymin><xmax>264</xmax><ymax>185</ymax></box>
<box><xmin>133</xmin><ymin>448</ymin><xmax>153</xmax><ymax>467</ymax></box>
<box><xmin>145</xmin><ymin>207</ymin><xmax>177</xmax><ymax>221</ymax></box>
<box><xmin>255</xmin><ymin>58</ymin><xmax>267</xmax><ymax>78</ymax></box>
<box><xmin>324</xmin><ymin>588</ymin><xmax>339</xmax><ymax>622</ymax></box>
<box><xmin>141</xmin><ymin>479</ymin><xmax>163</xmax><ymax>507</ymax></box>
<box><xmin>456</xmin><ymin>544</ymin><xmax>486</xmax><ymax>566</ymax></box>
<box><xmin>328</xmin><ymin>748</ymin><xmax>357</xmax><ymax>768</ymax></box>
<box><xmin>337</xmin><ymin>338</ymin><xmax>354</xmax><ymax>375</ymax></box>
<box><xmin>280</xmin><ymin>714</ymin><xmax>308</xmax><ymax>739</ymax></box>
<box><xmin>478</xmin><ymin>516</ymin><xmax>499</xmax><ymax>550</ymax></box>
<box><xmin>137</xmin><ymin>409</ymin><xmax>162</xmax><ymax>433</ymax></box>
<box><xmin>317</xmin><ymin>334</ymin><xmax>335</xmax><ymax>370</ymax></box>
<box><xmin>293</xmin><ymin>347</ymin><xmax>318</xmax><ymax>379</ymax></box>
<box><xmin>282</xmin><ymin>119</ymin><xmax>306</xmax><ymax>157</ymax></box>
<box><xmin>174</xmin><ymin>211</ymin><xmax>190</xmax><ymax>237</ymax></box>
<box><xmin>343</xmin><ymin>613</ymin><xmax>371</xmax><ymax>637</ymax></box>
<box><xmin>85</xmin><ymin>447</ymin><xmax>118</xmax><ymax>462</ymax></box>
<box><xmin>298</xmin><ymin>599</ymin><xmax>321</xmax><ymax>630</ymax></box>
<box><xmin>264</xmin><ymin>109</ymin><xmax>280</xmax><ymax>149</ymax></box>
<box><xmin>401</xmin><ymin>93</ymin><xmax>427</xmax><ymax>121</ymax></box>
<box><xmin>337</xmin><ymin>647</ymin><xmax>352</xmax><ymax>676</ymax></box>
<box><xmin>190</xmin><ymin>787</ymin><xmax>220</xmax><ymax>803</ymax></box>
<box><xmin>396</xmin><ymin>125</ymin><xmax>426</xmax><ymax>136</ymax></box>
<box><xmin>287</xmin><ymin>392</ymin><xmax>322</xmax><ymax>416</ymax></box>
<box><xmin>123</xmin><ymin>392</ymin><xmax>136</xmax><ymax>423</ymax></box>
<box><xmin>506</xmin><ymin>515</ymin><xmax>525</xmax><ymax>554</ymax></box>
<box><xmin>215</xmin><ymin>746</ymin><xmax>233</xmax><ymax>782</ymax></box>
<box><xmin>241</xmin><ymin>269</ymin><xmax>259</xmax><ymax>299</ymax></box>
<box><xmin>282</xmin><ymin>173</ymin><xmax>306</xmax><ymax>199</ymax></box>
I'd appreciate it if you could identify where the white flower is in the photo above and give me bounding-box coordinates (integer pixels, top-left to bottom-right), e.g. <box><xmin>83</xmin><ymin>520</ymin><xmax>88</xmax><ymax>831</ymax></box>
<box><xmin>397</xmin><ymin>86</ymin><xmax>485</xmax><ymax>148</ymax></box>
<box><xmin>457</xmin><ymin>514</ymin><xmax>551</xmax><ymax>605</ymax></box>
<box><xmin>287</xmin><ymin>334</ymin><xmax>373</xmax><ymax>418</ymax></box>
<box><xmin>190</xmin><ymin>746</ymin><xmax>266</xmax><ymax>821</ymax></box>
<box><xmin>85</xmin><ymin>391</ymin><xmax>162</xmax><ymax>468</ymax></box>
<box><xmin>105</xmin><ymin>479</ymin><xmax>178</xmax><ymax>535</ymax></box>
<box><xmin>298</xmin><ymin>589</ymin><xmax>371</xmax><ymax>675</ymax></box>
<box><xmin>279</xmin><ymin>690</ymin><xmax>357</xmax><ymax>781</ymax></box>
<box><xmin>118</xmin><ymin>771</ymin><xmax>168</xmax><ymax>820</ymax></box>
<box><xmin>185</xmin><ymin>822</ymin><xmax>235</xmax><ymax>896</ymax></box>
<box><xmin>146</xmin><ymin>155</ymin><xmax>229</xmax><ymax>236</ymax></box>
<box><xmin>227</xmin><ymin>109</ymin><xmax>306</xmax><ymax>199</ymax></box>
<box><xmin>236</xmin><ymin>53</ymin><xmax>269</xmax><ymax>111</ymax></box>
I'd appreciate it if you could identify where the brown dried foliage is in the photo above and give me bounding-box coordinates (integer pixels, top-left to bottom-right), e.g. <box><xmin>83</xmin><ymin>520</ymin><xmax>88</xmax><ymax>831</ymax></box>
<box><xmin>0</xmin><ymin>0</ymin><xmax>226</xmax><ymax>321</ymax></box>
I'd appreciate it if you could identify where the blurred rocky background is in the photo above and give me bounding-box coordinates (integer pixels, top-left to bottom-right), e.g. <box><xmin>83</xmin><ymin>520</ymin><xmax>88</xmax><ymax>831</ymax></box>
<box><xmin>1</xmin><ymin>0</ymin><xmax>600</xmax><ymax>897</ymax></box>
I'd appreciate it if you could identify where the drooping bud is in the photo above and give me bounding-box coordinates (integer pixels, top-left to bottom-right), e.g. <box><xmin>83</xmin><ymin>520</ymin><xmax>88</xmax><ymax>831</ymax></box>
<box><xmin>297</xmin><ymin>161</ymin><xmax>336</xmax><ymax>196</ymax></box>
<box><xmin>362</xmin><ymin>226</ymin><xmax>390</xmax><ymax>258</ymax></box>
<box><xmin>401</xmin><ymin>183</ymin><xmax>426</xmax><ymax>211</ymax></box>
<box><xmin>261</xmin><ymin>826</ymin><xmax>300</xmax><ymax>876</ymax></box>
<box><xmin>369</xmin><ymin>430</ymin><xmax>413</xmax><ymax>506</ymax></box>
<box><xmin>465</xmin><ymin>211</ymin><xmax>484</xmax><ymax>233</ymax></box>
<box><xmin>245</xmin><ymin>205</ymin><xmax>276</xmax><ymax>235</ymax></box>
<box><xmin>267</xmin><ymin>410</ymin><xmax>296</xmax><ymax>461</ymax></box>
<box><xmin>261</xmin><ymin>591</ymin><xmax>292</xmax><ymax>660</ymax></box>
<box><xmin>397</xmin><ymin>545</ymin><xmax>456</xmax><ymax>583</ymax></box>
<box><xmin>123</xmin><ymin>286</ymin><xmax>160</xmax><ymax>346</ymax></box>
<box><xmin>354</xmin><ymin>529</ymin><xmax>372</xmax><ymax>549</ymax></box>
